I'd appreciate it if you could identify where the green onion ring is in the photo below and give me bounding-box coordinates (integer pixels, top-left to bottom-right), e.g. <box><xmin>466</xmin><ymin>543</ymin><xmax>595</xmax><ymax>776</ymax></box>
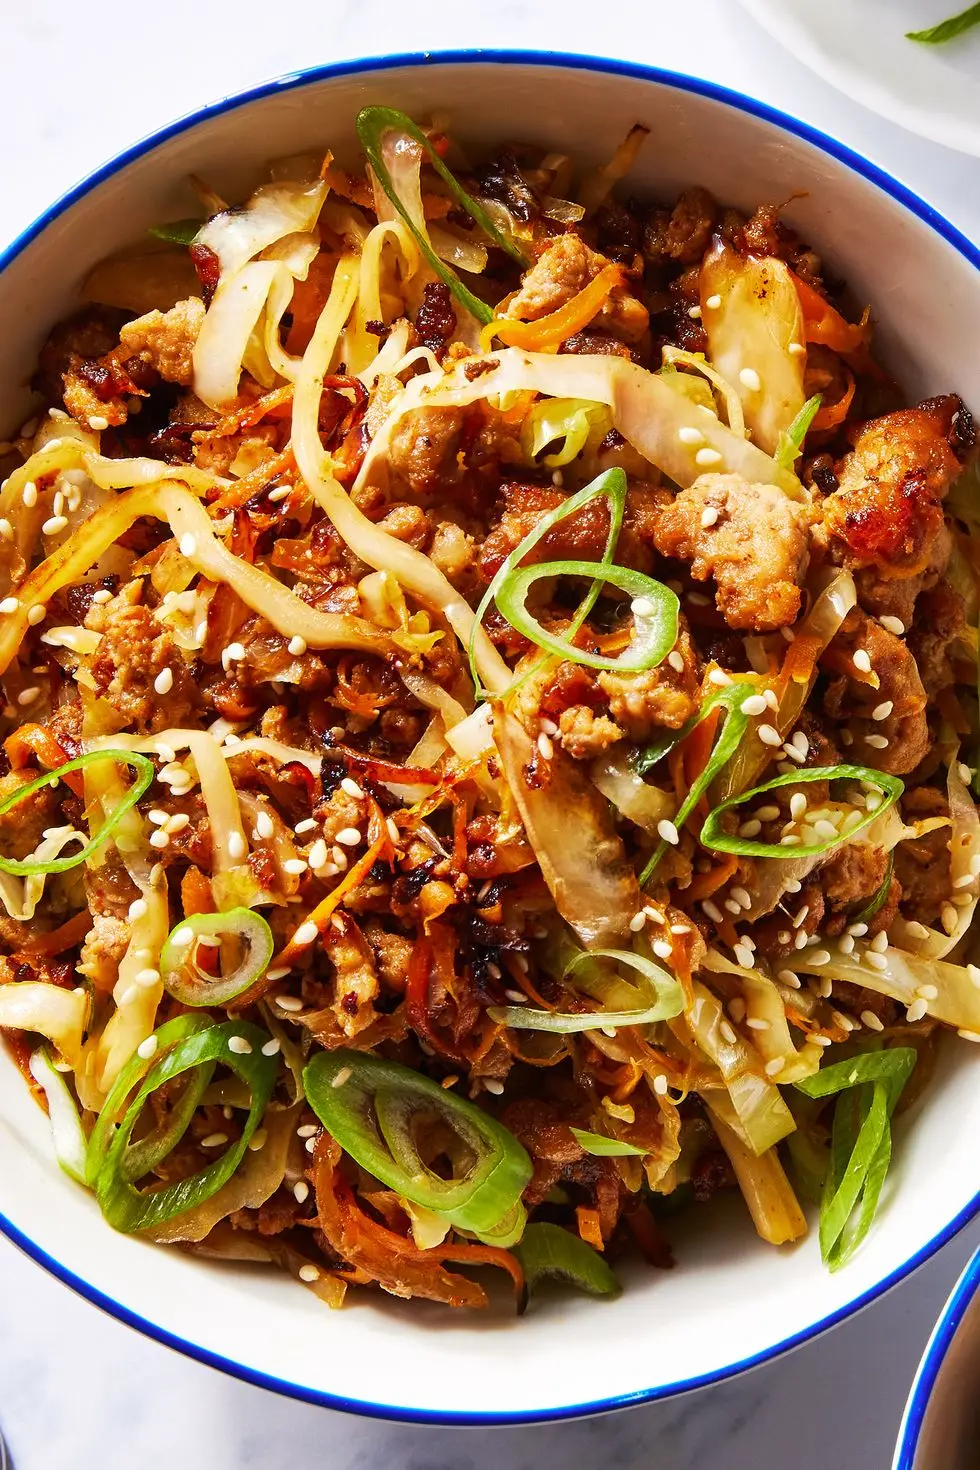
<box><xmin>700</xmin><ymin>764</ymin><xmax>904</xmax><ymax>859</ymax></box>
<box><xmin>160</xmin><ymin>909</ymin><xmax>275</xmax><ymax>1008</ymax></box>
<box><xmin>0</xmin><ymin>750</ymin><xmax>154</xmax><ymax>876</ymax></box>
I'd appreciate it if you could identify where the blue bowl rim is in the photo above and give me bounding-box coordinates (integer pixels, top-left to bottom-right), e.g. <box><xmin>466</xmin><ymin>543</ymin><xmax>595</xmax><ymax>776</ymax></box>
<box><xmin>894</xmin><ymin>1247</ymin><xmax>980</xmax><ymax>1469</ymax></box>
<box><xmin>1</xmin><ymin>44</ymin><xmax>979</xmax><ymax>1428</ymax></box>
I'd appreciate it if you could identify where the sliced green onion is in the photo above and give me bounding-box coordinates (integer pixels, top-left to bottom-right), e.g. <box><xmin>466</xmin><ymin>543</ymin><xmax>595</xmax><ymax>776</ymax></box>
<box><xmin>160</xmin><ymin>909</ymin><xmax>274</xmax><ymax>1007</ymax></box>
<box><xmin>514</xmin><ymin>1222</ymin><xmax>620</xmax><ymax>1300</ymax></box>
<box><xmin>29</xmin><ymin>1048</ymin><xmax>88</xmax><ymax>1183</ymax></box>
<box><xmin>774</xmin><ymin>393</ymin><xmax>823</xmax><ymax>470</ymax></box>
<box><xmin>469</xmin><ymin>467</ymin><xmax>627</xmax><ymax>699</ymax></box>
<box><xmin>851</xmin><ymin>851</ymin><xmax>895</xmax><ymax>926</ymax></box>
<box><xmin>0</xmin><ymin>751</ymin><xmax>154</xmax><ymax>876</ymax></box>
<box><xmin>469</xmin><ymin>1199</ymin><xmax>528</xmax><ymax>1248</ymax></box>
<box><xmin>356</xmin><ymin>106</ymin><xmax>527</xmax><ymax>326</ymax></box>
<box><xmin>795</xmin><ymin>1046</ymin><xmax>916</xmax><ymax>1268</ymax></box>
<box><xmin>489</xmin><ymin>946</ymin><xmax>683</xmax><ymax>1034</ymax></box>
<box><xmin>635</xmin><ymin>727</ymin><xmax>686</xmax><ymax>777</ymax></box>
<box><xmin>700</xmin><ymin>765</ymin><xmax>904</xmax><ymax>860</ymax></box>
<box><xmin>148</xmin><ymin>218</ymin><xmax>202</xmax><ymax>245</ymax></box>
<box><xmin>91</xmin><ymin>1018</ymin><xmax>277</xmax><ymax>1233</ymax></box>
<box><xmin>639</xmin><ymin>680</ymin><xmax>756</xmax><ymax>886</ymax></box>
<box><xmin>495</xmin><ymin>558</ymin><xmax>679</xmax><ymax>675</ymax></box>
<box><xmin>908</xmin><ymin>3</ymin><xmax>980</xmax><ymax>43</ymax></box>
<box><xmin>303</xmin><ymin>1049</ymin><xmax>531</xmax><ymax>1235</ymax></box>
<box><xmin>570</xmin><ymin>1127</ymin><xmax>647</xmax><ymax>1157</ymax></box>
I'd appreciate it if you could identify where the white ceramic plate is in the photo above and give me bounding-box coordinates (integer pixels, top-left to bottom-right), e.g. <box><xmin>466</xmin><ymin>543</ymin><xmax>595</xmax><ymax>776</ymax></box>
<box><xmin>894</xmin><ymin>1248</ymin><xmax>980</xmax><ymax>1468</ymax></box>
<box><xmin>1</xmin><ymin>50</ymin><xmax>980</xmax><ymax>1426</ymax></box>
<box><xmin>741</xmin><ymin>0</ymin><xmax>980</xmax><ymax>155</ymax></box>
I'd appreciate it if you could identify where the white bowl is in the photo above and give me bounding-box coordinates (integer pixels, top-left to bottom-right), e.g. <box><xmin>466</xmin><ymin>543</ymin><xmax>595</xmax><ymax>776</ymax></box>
<box><xmin>1</xmin><ymin>49</ymin><xmax>980</xmax><ymax>1425</ymax></box>
<box><xmin>895</xmin><ymin>1249</ymin><xmax>980</xmax><ymax>1469</ymax></box>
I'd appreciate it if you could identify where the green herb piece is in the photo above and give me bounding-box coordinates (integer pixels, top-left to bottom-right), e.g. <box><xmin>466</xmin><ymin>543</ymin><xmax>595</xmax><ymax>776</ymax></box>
<box><xmin>514</xmin><ymin>1223</ymin><xmax>620</xmax><ymax>1299</ymax></box>
<box><xmin>148</xmin><ymin>218</ymin><xmax>202</xmax><ymax>245</ymax></box>
<box><xmin>700</xmin><ymin>765</ymin><xmax>904</xmax><ymax>859</ymax></box>
<box><xmin>795</xmin><ymin>1047</ymin><xmax>917</xmax><ymax>1268</ymax></box>
<box><xmin>0</xmin><ymin>751</ymin><xmax>154</xmax><ymax>876</ymax></box>
<box><xmin>908</xmin><ymin>3</ymin><xmax>980</xmax><ymax>44</ymax></box>
<box><xmin>774</xmin><ymin>393</ymin><xmax>823</xmax><ymax>469</ymax></box>
<box><xmin>303</xmin><ymin>1048</ymin><xmax>531</xmax><ymax>1235</ymax></box>
<box><xmin>569</xmin><ymin>1127</ymin><xmax>647</xmax><ymax>1157</ymax></box>
<box><xmin>851</xmin><ymin>851</ymin><xmax>895</xmax><ymax>926</ymax></box>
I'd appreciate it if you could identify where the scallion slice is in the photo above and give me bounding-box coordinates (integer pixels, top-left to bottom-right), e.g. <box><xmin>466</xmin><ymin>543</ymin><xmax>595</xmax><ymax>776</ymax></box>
<box><xmin>569</xmin><ymin>1127</ymin><xmax>647</xmax><ymax>1158</ymax></box>
<box><xmin>488</xmin><ymin>946</ymin><xmax>683</xmax><ymax>1034</ymax></box>
<box><xmin>774</xmin><ymin>393</ymin><xmax>823</xmax><ymax>470</ymax></box>
<box><xmin>514</xmin><ymin>1222</ymin><xmax>620</xmax><ymax>1299</ymax></box>
<box><xmin>700</xmin><ymin>765</ymin><xmax>903</xmax><ymax>859</ymax></box>
<box><xmin>303</xmin><ymin>1049</ymin><xmax>531</xmax><ymax>1236</ymax></box>
<box><xmin>795</xmin><ymin>1046</ymin><xmax>916</xmax><ymax>1268</ymax></box>
<box><xmin>851</xmin><ymin>851</ymin><xmax>895</xmax><ymax>926</ymax></box>
<box><xmin>0</xmin><ymin>750</ymin><xmax>154</xmax><ymax>876</ymax></box>
<box><xmin>160</xmin><ymin>908</ymin><xmax>274</xmax><ymax>1007</ymax></box>
<box><xmin>148</xmin><ymin>218</ymin><xmax>202</xmax><ymax>245</ymax></box>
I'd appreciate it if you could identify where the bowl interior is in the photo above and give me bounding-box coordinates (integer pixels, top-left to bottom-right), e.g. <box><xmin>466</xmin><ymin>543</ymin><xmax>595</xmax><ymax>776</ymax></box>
<box><xmin>1</xmin><ymin>56</ymin><xmax>980</xmax><ymax>1422</ymax></box>
<box><xmin>898</xmin><ymin>1253</ymin><xmax>980</xmax><ymax>1469</ymax></box>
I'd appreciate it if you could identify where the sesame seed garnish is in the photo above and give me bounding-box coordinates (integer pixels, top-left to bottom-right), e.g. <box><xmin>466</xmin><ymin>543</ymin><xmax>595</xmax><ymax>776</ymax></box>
<box><xmin>678</xmin><ymin>426</ymin><xmax>704</xmax><ymax>446</ymax></box>
<box><xmin>782</xmin><ymin>834</ymin><xmax>802</xmax><ymax>846</ymax></box>
<box><xmin>869</xmin><ymin>930</ymin><xmax>889</xmax><ymax>954</ymax></box>
<box><xmin>777</xmin><ymin>969</ymin><xmax>801</xmax><ymax>989</ymax></box>
<box><xmin>226</xmin><ymin>1034</ymin><xmax>252</xmax><ymax>1055</ymax></box>
<box><xmin>880</xmin><ymin>615</ymin><xmax>905</xmax><ymax>636</ymax></box>
<box><xmin>720</xmin><ymin>1020</ymin><xmax>738</xmax><ymax>1043</ymax></box>
<box><xmin>261</xmin><ymin>1039</ymin><xmax>282</xmax><ymax>1058</ymax></box>
<box><xmin>292</xmin><ymin>920</ymin><xmax>319</xmax><ymax>947</ymax></box>
<box><xmin>792</xmin><ymin>904</ymin><xmax>810</xmax><ymax>930</ymax></box>
<box><xmin>723</xmin><ymin>899</ymin><xmax>741</xmax><ymax>915</ymax></box>
<box><xmin>331</xmin><ymin>846</ymin><xmax>348</xmax><ymax>869</ymax></box>
<box><xmin>839</xmin><ymin>934</ymin><xmax>855</xmax><ymax>955</ymax></box>
<box><xmin>657</xmin><ymin>819</ymin><xmax>679</xmax><ymax>845</ymax></box>
<box><xmin>178</xmin><ymin>533</ymin><xmax>197</xmax><ymax>558</ymax></box>
<box><xmin>248</xmin><ymin>1128</ymin><xmax>267</xmax><ymax>1152</ymax></box>
<box><xmin>813</xmin><ymin>819</ymin><xmax>839</xmax><ymax>842</ymax></box>
<box><xmin>758</xmin><ymin>724</ymin><xmax>782</xmax><ymax>747</ymax></box>
<box><xmin>764</xmin><ymin>1057</ymin><xmax>785</xmax><ymax>1076</ymax></box>
<box><xmin>733</xmin><ymin>943</ymin><xmax>755</xmax><ymax>969</ymax></box>
<box><xmin>537</xmin><ymin>731</ymin><xmax>554</xmax><ymax>760</ymax></box>
<box><xmin>336</xmin><ymin>827</ymin><xmax>362</xmax><ymax>847</ymax></box>
<box><xmin>702</xmin><ymin>899</ymin><xmax>724</xmax><ymax>923</ymax></box>
<box><xmin>154</xmin><ymin>667</ymin><xmax>174</xmax><ymax>695</ymax></box>
<box><xmin>483</xmin><ymin>1078</ymin><xmax>505</xmax><ymax>1095</ymax></box>
<box><xmin>755</xmin><ymin>804</ymin><xmax>780</xmax><ymax>822</ymax></box>
<box><xmin>293</xmin><ymin>1181</ymin><xmax>310</xmax><ymax>1203</ymax></box>
<box><xmin>705</xmin><ymin>294</ymin><xmax>722</xmax><ymax>310</ymax></box>
<box><xmin>746</xmin><ymin>1017</ymin><xmax>770</xmax><ymax>1031</ymax></box>
<box><xmin>276</xmin><ymin>994</ymin><xmax>304</xmax><ymax>1012</ymax></box>
<box><xmin>201</xmin><ymin>1133</ymin><xmax>228</xmax><ymax>1148</ymax></box>
<box><xmin>337</xmin><ymin>779</ymin><xmax>363</xmax><ymax>804</ymax></box>
<box><xmin>942</xmin><ymin>902</ymin><xmax>959</xmax><ymax>933</ymax></box>
<box><xmin>865</xmin><ymin>951</ymin><xmax>889</xmax><ymax>971</ymax></box>
<box><xmin>16</xmin><ymin>687</ymin><xmax>40</xmax><ymax>706</ymax></box>
<box><xmin>808</xmin><ymin>949</ymin><xmax>831</xmax><ymax>966</ymax></box>
<box><xmin>860</xmin><ymin>1010</ymin><xmax>884</xmax><ymax>1032</ymax></box>
<box><xmin>787</xmin><ymin>341</ymin><xmax>805</xmax><ymax>357</ymax></box>
<box><xmin>149</xmin><ymin>830</ymin><xmax>170</xmax><ymax>850</ymax></box>
<box><xmin>652</xmin><ymin>939</ymin><xmax>673</xmax><ymax>960</ymax></box>
<box><xmin>667</xmin><ymin>650</ymin><xmax>685</xmax><ymax>673</ymax></box>
<box><xmin>283</xmin><ymin>857</ymin><xmax>308</xmax><ymax>875</ymax></box>
<box><xmin>700</xmin><ymin>505</ymin><xmax>720</xmax><ymax>529</ymax></box>
<box><xmin>738</xmin><ymin>367</ymin><xmax>762</xmax><ymax>392</ymax></box>
<box><xmin>789</xmin><ymin>792</ymin><xmax>807</xmax><ymax>822</ymax></box>
<box><xmin>958</xmin><ymin>1029</ymin><xmax>980</xmax><ymax>1043</ymax></box>
<box><xmin>308</xmin><ymin>838</ymin><xmax>329</xmax><ymax>869</ymax></box>
<box><xmin>629</xmin><ymin>911</ymin><xmax>647</xmax><ymax>932</ymax></box>
<box><xmin>695</xmin><ymin>447</ymin><xmax>723</xmax><ymax>467</ymax></box>
<box><xmin>653</xmin><ymin>1073</ymin><xmax>669</xmax><ymax>1096</ymax></box>
<box><xmin>853</xmin><ymin>650</ymin><xmax>872</xmax><ymax>674</ymax></box>
<box><xmin>136</xmin><ymin>1036</ymin><xmax>158</xmax><ymax>1060</ymax></box>
<box><xmin>42</xmin><ymin>515</ymin><xmax>68</xmax><ymax>537</ymax></box>
<box><xmin>687</xmin><ymin>304</ymin><xmax>702</xmax><ymax>319</ymax></box>
<box><xmin>287</xmin><ymin>635</ymin><xmax>307</xmax><ymax>657</ymax></box>
<box><xmin>295</xmin><ymin>818</ymin><xmax>317</xmax><ymax>835</ymax></box>
<box><xmin>847</xmin><ymin>921</ymin><xmax>868</xmax><ymax>937</ymax></box>
<box><xmin>296</xmin><ymin>1124</ymin><xmax>319</xmax><ymax>1140</ymax></box>
<box><xmin>21</xmin><ymin>481</ymin><xmax>38</xmax><ymax>508</ymax></box>
<box><xmin>731</xmin><ymin>886</ymin><xmax>751</xmax><ymax>909</ymax></box>
<box><xmin>227</xmin><ymin>831</ymin><xmax>246</xmax><ymax>861</ymax></box>
<box><xmin>268</xmin><ymin>483</ymin><xmax>291</xmax><ymax>503</ymax></box>
<box><xmin>708</xmin><ymin>669</ymin><xmax>732</xmax><ymax>687</ymax></box>
<box><xmin>738</xmin><ymin>818</ymin><xmax>762</xmax><ymax>838</ymax></box>
<box><xmin>916</xmin><ymin>984</ymin><xmax>939</xmax><ymax>1001</ymax></box>
<box><xmin>865</xmin><ymin>734</ymin><xmax>889</xmax><ymax>750</ymax></box>
<box><xmin>871</xmin><ymin>701</ymin><xmax>893</xmax><ymax>721</ymax></box>
<box><xmin>906</xmin><ymin>998</ymin><xmax>928</xmax><ymax>1022</ymax></box>
<box><xmin>740</xmin><ymin>693</ymin><xmax>767</xmax><ymax>717</ymax></box>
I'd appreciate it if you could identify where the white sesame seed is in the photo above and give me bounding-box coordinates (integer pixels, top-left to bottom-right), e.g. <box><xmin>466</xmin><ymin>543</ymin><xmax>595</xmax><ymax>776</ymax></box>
<box><xmin>227</xmin><ymin>831</ymin><xmax>247</xmax><ymax>861</ymax></box>
<box><xmin>483</xmin><ymin>1079</ymin><xmax>505</xmax><ymax>1095</ymax></box>
<box><xmin>657</xmin><ymin>818</ymin><xmax>680</xmax><ymax>845</ymax></box>
<box><xmin>87</xmin><ymin>415</ymin><xmax>109</xmax><ymax>432</ymax></box>
<box><xmin>847</xmin><ymin>921</ymin><xmax>869</xmax><ymax>937</ymax></box>
<box><xmin>865</xmin><ymin>734</ymin><xmax>889</xmax><ymax>750</ymax></box>
<box><xmin>702</xmin><ymin>899</ymin><xmax>724</xmax><ymax>923</ymax></box>
<box><xmin>906</xmin><ymin>999</ymin><xmax>928</xmax><ymax>1023</ymax></box>
<box><xmin>942</xmin><ymin>902</ymin><xmax>959</xmax><ymax>933</ymax></box>
<box><xmin>136</xmin><ymin>1036</ymin><xmax>158</xmax><ymax>1060</ymax></box>
<box><xmin>695</xmin><ymin>448</ymin><xmax>723</xmax><ymax>467</ymax></box>
<box><xmin>41</xmin><ymin>513</ymin><xmax>69</xmax><ymax>538</ymax></box>
<box><xmin>305</xmin><ymin>1136</ymin><xmax>318</xmax><ymax>1153</ymax></box>
<box><xmin>871</xmin><ymin>701</ymin><xmax>893</xmax><ymax>722</ymax></box>
<box><xmin>293</xmin><ymin>1181</ymin><xmax>310</xmax><ymax>1204</ymax></box>
<box><xmin>21</xmin><ymin>481</ymin><xmax>37</xmax><ymax>508</ymax></box>
<box><xmin>853</xmin><ymin>649</ymin><xmax>872</xmax><ymax>674</ymax></box>
<box><xmin>708</xmin><ymin>669</ymin><xmax>732</xmax><ymax>687</ymax></box>
<box><xmin>135</xmin><ymin>968</ymin><xmax>160</xmax><ymax>988</ymax></box>
<box><xmin>283</xmin><ymin>857</ymin><xmax>308</xmax><ymax>875</ymax></box>
<box><xmin>958</xmin><ymin>1029</ymin><xmax>980</xmax><ymax>1043</ymax></box>
<box><xmin>720</xmin><ymin>1020</ymin><xmax>738</xmax><ymax>1043</ymax></box>
<box><xmin>705</xmin><ymin>294</ymin><xmax>722</xmax><ymax>310</ymax></box>
<box><xmin>916</xmin><ymin>984</ymin><xmax>939</xmax><ymax>1001</ymax></box>
<box><xmin>782</xmin><ymin>834</ymin><xmax>802</xmax><ymax>847</ymax></box>
<box><xmin>738</xmin><ymin>367</ymin><xmax>762</xmax><ymax>392</ymax></box>
<box><xmin>340</xmin><ymin>778</ymin><xmax>364</xmax><ymax>801</ymax></box>
<box><xmin>734</xmin><ymin>944</ymin><xmax>755</xmax><ymax>969</ymax></box>
<box><xmin>755</xmin><ymin>804</ymin><xmax>780</xmax><ymax>822</ymax></box>
<box><xmin>667</xmin><ymin>650</ymin><xmax>685</xmax><ymax>673</ymax></box>
<box><xmin>808</xmin><ymin>949</ymin><xmax>831</xmax><ymax>966</ymax></box>
<box><xmin>308</xmin><ymin>838</ymin><xmax>329</xmax><ymax>869</ymax></box>
<box><xmin>792</xmin><ymin>905</ymin><xmax>809</xmax><ymax>930</ymax></box>
<box><xmin>860</xmin><ymin>1009</ymin><xmax>884</xmax><ymax>1032</ymax></box>
<box><xmin>154</xmin><ymin>667</ymin><xmax>174</xmax><ymax>695</ymax></box>
<box><xmin>777</xmin><ymin>969</ymin><xmax>801</xmax><ymax>989</ymax></box>
<box><xmin>764</xmin><ymin>1057</ymin><xmax>785</xmax><ymax>1076</ymax></box>
<box><xmin>247</xmin><ymin>1128</ymin><xmax>267</xmax><ymax>1152</ymax></box>
<box><xmin>292</xmin><ymin>920</ymin><xmax>319</xmax><ymax>947</ymax></box>
<box><xmin>880</xmin><ymin>615</ymin><xmax>905</xmax><ymax>636</ymax></box>
<box><xmin>296</xmin><ymin>1124</ymin><xmax>319</xmax><ymax>1139</ymax></box>
<box><xmin>287</xmin><ymin>635</ymin><xmax>307</xmax><ymax>657</ymax></box>
<box><xmin>653</xmin><ymin>1073</ymin><xmax>669</xmax><ymax>1096</ymax></box>
<box><xmin>869</xmin><ymin>930</ymin><xmax>888</xmax><ymax>954</ymax></box>
<box><xmin>758</xmin><ymin>724</ymin><xmax>782</xmax><ymax>747</ymax></box>
<box><xmin>700</xmin><ymin>505</ymin><xmax>720</xmax><ymax>529</ymax></box>
<box><xmin>839</xmin><ymin>934</ymin><xmax>855</xmax><ymax>956</ymax></box>
<box><xmin>295</xmin><ymin>818</ymin><xmax>317</xmax><ymax>835</ymax></box>
<box><xmin>652</xmin><ymin>940</ymin><xmax>673</xmax><ymax>960</ymax></box>
<box><xmin>149</xmin><ymin>830</ymin><xmax>170</xmax><ymax>849</ymax></box>
<box><xmin>723</xmin><ymin>899</ymin><xmax>742</xmax><ymax>915</ymax></box>
<box><xmin>228</xmin><ymin>1035</ymin><xmax>252</xmax><ymax>1055</ymax></box>
<box><xmin>201</xmin><ymin>1132</ymin><xmax>228</xmax><ymax>1148</ymax></box>
<box><xmin>336</xmin><ymin>827</ymin><xmax>361</xmax><ymax>847</ymax></box>
<box><xmin>789</xmin><ymin>793</ymin><xmax>807</xmax><ymax>822</ymax></box>
<box><xmin>537</xmin><ymin>732</ymin><xmax>554</xmax><ymax>760</ymax></box>
<box><xmin>629</xmin><ymin>911</ymin><xmax>647</xmax><ymax>932</ymax></box>
<box><xmin>738</xmin><ymin>819</ymin><xmax>762</xmax><ymax>838</ymax></box>
<box><xmin>179</xmin><ymin>533</ymin><xmax>197</xmax><ymax>558</ymax></box>
<box><xmin>740</xmin><ymin>694</ymin><xmax>767</xmax><ymax>717</ymax></box>
<box><xmin>268</xmin><ymin>483</ymin><xmax>291</xmax><ymax>503</ymax></box>
<box><xmin>16</xmin><ymin>687</ymin><xmax>40</xmax><ymax>706</ymax></box>
<box><xmin>746</xmin><ymin>1017</ymin><xmax>770</xmax><ymax>1032</ymax></box>
<box><xmin>813</xmin><ymin>819</ymin><xmax>839</xmax><ymax>842</ymax></box>
<box><xmin>331</xmin><ymin>846</ymin><xmax>348</xmax><ymax>870</ymax></box>
<box><xmin>687</xmin><ymin>304</ymin><xmax>702</xmax><ymax>319</ymax></box>
<box><xmin>678</xmin><ymin>426</ymin><xmax>704</xmax><ymax>446</ymax></box>
<box><xmin>731</xmin><ymin>886</ymin><xmax>751</xmax><ymax>908</ymax></box>
<box><xmin>631</xmin><ymin>596</ymin><xmax>656</xmax><ymax>618</ymax></box>
<box><xmin>788</xmin><ymin>341</ymin><xmax>805</xmax><ymax>357</ymax></box>
<box><xmin>865</xmin><ymin>951</ymin><xmax>889</xmax><ymax>971</ymax></box>
<box><xmin>669</xmin><ymin>923</ymin><xmax>691</xmax><ymax>935</ymax></box>
<box><xmin>816</xmin><ymin>974</ymin><xmax>833</xmax><ymax>998</ymax></box>
<box><xmin>276</xmin><ymin>994</ymin><xmax>304</xmax><ymax>1012</ymax></box>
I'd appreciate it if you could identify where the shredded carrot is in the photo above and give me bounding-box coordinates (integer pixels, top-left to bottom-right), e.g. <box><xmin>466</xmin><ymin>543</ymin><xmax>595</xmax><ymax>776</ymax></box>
<box><xmin>685</xmin><ymin>852</ymin><xmax>738</xmax><ymax>903</ymax></box>
<box><xmin>197</xmin><ymin>385</ymin><xmax>294</xmax><ymax>442</ymax></box>
<box><xmin>210</xmin><ymin>446</ymin><xmax>296</xmax><ymax>512</ymax></box>
<box><xmin>482</xmin><ymin>264</ymin><xmax>624</xmax><ymax>352</ymax></box>
<box><xmin>777</xmin><ymin>632</ymin><xmax>823</xmax><ymax>695</ymax></box>
<box><xmin>812</xmin><ymin>369</ymin><xmax>855</xmax><ymax>431</ymax></box>
<box><xmin>4</xmin><ymin>725</ymin><xmax>84</xmax><ymax>795</ymax></box>
<box><xmin>791</xmin><ymin>272</ymin><xmax>869</xmax><ymax>356</ymax></box>
<box><xmin>576</xmin><ymin>1205</ymin><xmax>605</xmax><ymax>1252</ymax></box>
<box><xmin>19</xmin><ymin>910</ymin><xmax>91</xmax><ymax>957</ymax></box>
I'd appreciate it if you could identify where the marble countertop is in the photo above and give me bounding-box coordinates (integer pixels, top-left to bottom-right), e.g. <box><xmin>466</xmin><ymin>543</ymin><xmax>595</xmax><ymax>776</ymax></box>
<box><xmin>2</xmin><ymin>2</ymin><xmax>979</xmax><ymax>1466</ymax></box>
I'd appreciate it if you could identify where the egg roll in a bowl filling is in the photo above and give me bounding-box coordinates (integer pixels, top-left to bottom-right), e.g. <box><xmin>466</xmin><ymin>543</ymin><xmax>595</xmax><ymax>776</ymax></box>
<box><xmin>0</xmin><ymin>108</ymin><xmax>978</xmax><ymax>1310</ymax></box>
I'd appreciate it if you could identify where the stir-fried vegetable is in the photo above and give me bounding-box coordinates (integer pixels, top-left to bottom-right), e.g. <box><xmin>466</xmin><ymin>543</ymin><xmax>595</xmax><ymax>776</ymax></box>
<box><xmin>796</xmin><ymin>1048</ymin><xmax>917</xmax><ymax>1268</ymax></box>
<box><xmin>29</xmin><ymin>1048</ymin><xmax>88</xmax><ymax>1183</ymax></box>
<box><xmin>514</xmin><ymin>1223</ymin><xmax>620</xmax><ymax>1299</ymax></box>
<box><xmin>303</xmin><ymin>1049</ymin><xmax>532</xmax><ymax>1238</ymax></box>
<box><xmin>160</xmin><ymin>910</ymin><xmax>274</xmax><ymax>1007</ymax></box>
<box><xmin>570</xmin><ymin>1128</ymin><xmax>647</xmax><ymax>1158</ymax></box>
<box><xmin>489</xmin><ymin>946</ymin><xmax>683</xmax><ymax>1034</ymax></box>
<box><xmin>701</xmin><ymin>766</ymin><xmax>904</xmax><ymax>860</ymax></box>
<box><xmin>0</xmin><ymin>751</ymin><xmax>153</xmax><ymax>875</ymax></box>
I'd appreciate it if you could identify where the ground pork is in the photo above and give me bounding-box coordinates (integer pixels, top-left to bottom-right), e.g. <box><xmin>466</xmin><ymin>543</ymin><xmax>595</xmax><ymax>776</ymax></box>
<box><xmin>0</xmin><ymin>770</ymin><xmax>61</xmax><ymax>862</ymax></box>
<box><xmin>362</xmin><ymin>921</ymin><xmax>412</xmax><ymax>993</ymax></box>
<box><xmin>894</xmin><ymin>787</ymin><xmax>951</xmax><ymax>925</ymax></box>
<box><xmin>557</xmin><ymin>705</ymin><xmax>624</xmax><ymax>759</ymax></box>
<box><xmin>643</xmin><ymin>188</ymin><xmax>718</xmax><ymax>266</ymax></box>
<box><xmin>906</xmin><ymin>579</ymin><xmax>966</xmax><ymax>697</ymax></box>
<box><xmin>820</xmin><ymin>842</ymin><xmax>899</xmax><ymax>937</ymax></box>
<box><xmin>478</xmin><ymin>480</ymin><xmax>666</xmax><ymax>583</ymax></box>
<box><xmin>651</xmin><ymin>473</ymin><xmax>811</xmax><ymax>631</ymax></box>
<box><xmin>62</xmin><ymin>358</ymin><xmax>129</xmax><ymax>428</ymax></box>
<box><xmin>118</xmin><ymin>297</ymin><xmax>205</xmax><ymax>386</ymax></box>
<box><xmin>384</xmin><ymin>406</ymin><xmax>467</xmax><ymax>498</ymax></box>
<box><xmin>505</xmin><ymin>234</ymin><xmax>649</xmax><ymax>343</ymax></box>
<box><xmin>598</xmin><ymin>621</ymin><xmax>700</xmax><ymax>738</ymax></box>
<box><xmin>84</xmin><ymin>583</ymin><xmax>199</xmax><ymax>734</ymax></box>
<box><xmin>78</xmin><ymin>912</ymin><xmax>131</xmax><ymax>991</ymax></box>
<box><xmin>815</xmin><ymin>396</ymin><xmax>971</xmax><ymax>586</ymax></box>
<box><xmin>822</xmin><ymin>609</ymin><xmax>929</xmax><ymax>775</ymax></box>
